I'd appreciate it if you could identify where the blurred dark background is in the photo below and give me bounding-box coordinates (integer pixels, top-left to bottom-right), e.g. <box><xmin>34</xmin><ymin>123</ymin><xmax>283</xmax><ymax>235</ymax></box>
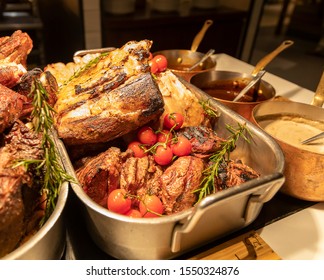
<box><xmin>0</xmin><ymin>0</ymin><xmax>323</xmax><ymax>91</ymax></box>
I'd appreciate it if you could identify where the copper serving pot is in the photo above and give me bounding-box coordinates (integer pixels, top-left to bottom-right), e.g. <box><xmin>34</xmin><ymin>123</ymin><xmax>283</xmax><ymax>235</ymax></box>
<box><xmin>190</xmin><ymin>70</ymin><xmax>276</xmax><ymax>121</ymax></box>
<box><xmin>252</xmin><ymin>100</ymin><xmax>324</xmax><ymax>201</ymax></box>
<box><xmin>153</xmin><ymin>49</ymin><xmax>217</xmax><ymax>81</ymax></box>
<box><xmin>153</xmin><ymin>19</ymin><xmax>216</xmax><ymax>81</ymax></box>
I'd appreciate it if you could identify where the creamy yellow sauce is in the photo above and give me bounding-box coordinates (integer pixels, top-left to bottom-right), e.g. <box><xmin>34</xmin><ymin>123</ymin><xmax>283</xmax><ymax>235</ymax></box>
<box><xmin>258</xmin><ymin>115</ymin><xmax>324</xmax><ymax>154</ymax></box>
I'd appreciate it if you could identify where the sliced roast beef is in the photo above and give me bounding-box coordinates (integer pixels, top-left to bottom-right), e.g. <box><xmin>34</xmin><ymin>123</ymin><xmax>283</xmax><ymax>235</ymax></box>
<box><xmin>0</xmin><ymin>120</ymin><xmax>43</xmax><ymax>257</ymax></box>
<box><xmin>120</xmin><ymin>155</ymin><xmax>163</xmax><ymax>198</ymax></box>
<box><xmin>76</xmin><ymin>147</ymin><xmax>127</xmax><ymax>207</ymax></box>
<box><xmin>160</xmin><ymin>156</ymin><xmax>205</xmax><ymax>215</ymax></box>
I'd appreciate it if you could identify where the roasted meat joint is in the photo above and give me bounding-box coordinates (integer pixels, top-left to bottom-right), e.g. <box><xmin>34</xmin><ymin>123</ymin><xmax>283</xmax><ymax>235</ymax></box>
<box><xmin>1</xmin><ymin>29</ymin><xmax>261</xmax><ymax>257</ymax></box>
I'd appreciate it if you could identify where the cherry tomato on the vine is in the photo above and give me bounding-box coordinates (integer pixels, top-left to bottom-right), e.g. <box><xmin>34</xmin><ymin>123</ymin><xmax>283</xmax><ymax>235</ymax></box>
<box><xmin>139</xmin><ymin>194</ymin><xmax>164</xmax><ymax>218</ymax></box>
<box><xmin>128</xmin><ymin>141</ymin><xmax>146</xmax><ymax>158</ymax></box>
<box><xmin>153</xmin><ymin>145</ymin><xmax>173</xmax><ymax>165</ymax></box>
<box><xmin>137</xmin><ymin>126</ymin><xmax>157</xmax><ymax>145</ymax></box>
<box><xmin>163</xmin><ymin>112</ymin><xmax>184</xmax><ymax>130</ymax></box>
<box><xmin>149</xmin><ymin>59</ymin><xmax>159</xmax><ymax>74</ymax></box>
<box><xmin>125</xmin><ymin>209</ymin><xmax>142</xmax><ymax>218</ymax></box>
<box><xmin>157</xmin><ymin>130</ymin><xmax>173</xmax><ymax>146</ymax></box>
<box><xmin>152</xmin><ymin>54</ymin><xmax>168</xmax><ymax>72</ymax></box>
<box><xmin>171</xmin><ymin>136</ymin><xmax>192</xmax><ymax>156</ymax></box>
<box><xmin>107</xmin><ymin>189</ymin><xmax>132</xmax><ymax>214</ymax></box>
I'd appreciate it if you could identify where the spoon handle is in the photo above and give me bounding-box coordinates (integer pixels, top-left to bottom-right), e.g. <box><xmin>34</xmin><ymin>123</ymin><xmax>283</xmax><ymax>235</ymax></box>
<box><xmin>301</xmin><ymin>131</ymin><xmax>324</xmax><ymax>145</ymax></box>
<box><xmin>187</xmin><ymin>49</ymin><xmax>215</xmax><ymax>71</ymax></box>
<box><xmin>251</xmin><ymin>40</ymin><xmax>294</xmax><ymax>76</ymax></box>
<box><xmin>233</xmin><ymin>70</ymin><xmax>266</xmax><ymax>102</ymax></box>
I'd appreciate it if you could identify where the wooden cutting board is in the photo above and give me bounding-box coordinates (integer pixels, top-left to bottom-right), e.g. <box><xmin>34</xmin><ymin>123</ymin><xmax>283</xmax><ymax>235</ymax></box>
<box><xmin>189</xmin><ymin>231</ymin><xmax>281</xmax><ymax>260</ymax></box>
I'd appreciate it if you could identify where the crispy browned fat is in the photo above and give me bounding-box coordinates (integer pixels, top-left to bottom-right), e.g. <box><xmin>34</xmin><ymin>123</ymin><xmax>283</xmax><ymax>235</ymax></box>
<box><xmin>54</xmin><ymin>40</ymin><xmax>164</xmax><ymax>145</ymax></box>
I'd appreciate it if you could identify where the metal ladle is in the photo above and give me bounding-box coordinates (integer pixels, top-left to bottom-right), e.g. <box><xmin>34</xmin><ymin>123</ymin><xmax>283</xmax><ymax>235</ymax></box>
<box><xmin>234</xmin><ymin>40</ymin><xmax>294</xmax><ymax>102</ymax></box>
<box><xmin>186</xmin><ymin>49</ymin><xmax>215</xmax><ymax>71</ymax></box>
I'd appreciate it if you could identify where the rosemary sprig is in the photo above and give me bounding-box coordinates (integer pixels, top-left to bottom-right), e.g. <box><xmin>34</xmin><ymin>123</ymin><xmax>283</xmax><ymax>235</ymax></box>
<box><xmin>14</xmin><ymin>78</ymin><xmax>74</xmax><ymax>226</ymax></box>
<box><xmin>195</xmin><ymin>123</ymin><xmax>251</xmax><ymax>202</ymax></box>
<box><xmin>60</xmin><ymin>52</ymin><xmax>109</xmax><ymax>88</ymax></box>
<box><xmin>200</xmin><ymin>99</ymin><xmax>221</xmax><ymax>120</ymax></box>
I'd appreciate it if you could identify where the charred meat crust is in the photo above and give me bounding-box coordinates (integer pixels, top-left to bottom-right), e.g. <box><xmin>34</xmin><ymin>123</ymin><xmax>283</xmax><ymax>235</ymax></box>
<box><xmin>54</xmin><ymin>40</ymin><xmax>165</xmax><ymax>145</ymax></box>
<box><xmin>177</xmin><ymin>126</ymin><xmax>226</xmax><ymax>158</ymax></box>
<box><xmin>56</xmin><ymin>72</ymin><xmax>164</xmax><ymax>145</ymax></box>
<box><xmin>0</xmin><ymin>30</ymin><xmax>33</xmax><ymax>68</ymax></box>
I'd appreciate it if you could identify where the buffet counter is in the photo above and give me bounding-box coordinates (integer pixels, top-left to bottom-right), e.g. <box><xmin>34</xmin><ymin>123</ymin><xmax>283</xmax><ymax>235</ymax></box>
<box><xmin>64</xmin><ymin>53</ymin><xmax>324</xmax><ymax>260</ymax></box>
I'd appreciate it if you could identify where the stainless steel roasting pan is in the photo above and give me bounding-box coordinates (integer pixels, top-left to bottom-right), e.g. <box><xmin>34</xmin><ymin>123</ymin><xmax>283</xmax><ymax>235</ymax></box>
<box><xmin>57</xmin><ymin>80</ymin><xmax>285</xmax><ymax>260</ymax></box>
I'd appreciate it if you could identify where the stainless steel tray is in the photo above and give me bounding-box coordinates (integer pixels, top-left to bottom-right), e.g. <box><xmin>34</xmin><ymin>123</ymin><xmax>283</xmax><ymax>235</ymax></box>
<box><xmin>58</xmin><ymin>80</ymin><xmax>285</xmax><ymax>260</ymax></box>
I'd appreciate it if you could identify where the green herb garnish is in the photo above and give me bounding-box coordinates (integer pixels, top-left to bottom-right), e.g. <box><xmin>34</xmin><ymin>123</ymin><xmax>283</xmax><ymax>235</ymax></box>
<box><xmin>14</xmin><ymin>78</ymin><xmax>74</xmax><ymax>226</ymax></box>
<box><xmin>60</xmin><ymin>52</ymin><xmax>109</xmax><ymax>88</ymax></box>
<box><xmin>195</xmin><ymin>123</ymin><xmax>251</xmax><ymax>202</ymax></box>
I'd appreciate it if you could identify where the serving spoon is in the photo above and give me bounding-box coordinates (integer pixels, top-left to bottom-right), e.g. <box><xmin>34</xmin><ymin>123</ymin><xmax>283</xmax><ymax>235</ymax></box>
<box><xmin>233</xmin><ymin>70</ymin><xmax>266</xmax><ymax>102</ymax></box>
<box><xmin>301</xmin><ymin>131</ymin><xmax>324</xmax><ymax>145</ymax></box>
<box><xmin>186</xmin><ymin>49</ymin><xmax>215</xmax><ymax>71</ymax></box>
<box><xmin>231</xmin><ymin>40</ymin><xmax>294</xmax><ymax>102</ymax></box>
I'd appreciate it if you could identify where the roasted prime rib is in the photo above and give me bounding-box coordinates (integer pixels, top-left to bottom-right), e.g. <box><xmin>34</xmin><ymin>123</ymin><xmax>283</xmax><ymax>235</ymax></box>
<box><xmin>53</xmin><ymin>40</ymin><xmax>165</xmax><ymax>145</ymax></box>
<box><xmin>0</xmin><ymin>121</ymin><xmax>44</xmax><ymax>257</ymax></box>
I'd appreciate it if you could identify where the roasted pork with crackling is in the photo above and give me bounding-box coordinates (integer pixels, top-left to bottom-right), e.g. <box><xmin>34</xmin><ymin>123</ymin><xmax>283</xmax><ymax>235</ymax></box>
<box><xmin>53</xmin><ymin>40</ymin><xmax>165</xmax><ymax>145</ymax></box>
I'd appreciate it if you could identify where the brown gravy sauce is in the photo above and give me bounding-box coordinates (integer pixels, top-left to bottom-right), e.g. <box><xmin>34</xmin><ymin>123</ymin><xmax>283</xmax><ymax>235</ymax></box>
<box><xmin>200</xmin><ymin>80</ymin><xmax>268</xmax><ymax>102</ymax></box>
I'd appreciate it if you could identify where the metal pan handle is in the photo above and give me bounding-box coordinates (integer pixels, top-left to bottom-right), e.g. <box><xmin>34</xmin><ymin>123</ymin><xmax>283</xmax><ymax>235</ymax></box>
<box><xmin>170</xmin><ymin>173</ymin><xmax>284</xmax><ymax>253</ymax></box>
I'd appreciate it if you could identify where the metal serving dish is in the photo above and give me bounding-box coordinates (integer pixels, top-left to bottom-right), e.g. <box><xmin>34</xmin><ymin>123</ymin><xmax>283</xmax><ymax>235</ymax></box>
<box><xmin>2</xmin><ymin>181</ymin><xmax>68</xmax><ymax>260</ymax></box>
<box><xmin>61</xmin><ymin>81</ymin><xmax>285</xmax><ymax>260</ymax></box>
<box><xmin>1</xmin><ymin>131</ymin><xmax>69</xmax><ymax>260</ymax></box>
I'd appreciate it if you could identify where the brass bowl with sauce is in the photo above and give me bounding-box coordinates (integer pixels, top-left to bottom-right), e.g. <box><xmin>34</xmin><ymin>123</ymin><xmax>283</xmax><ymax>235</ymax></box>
<box><xmin>190</xmin><ymin>70</ymin><xmax>276</xmax><ymax>121</ymax></box>
<box><xmin>252</xmin><ymin>100</ymin><xmax>324</xmax><ymax>201</ymax></box>
<box><xmin>153</xmin><ymin>49</ymin><xmax>216</xmax><ymax>82</ymax></box>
